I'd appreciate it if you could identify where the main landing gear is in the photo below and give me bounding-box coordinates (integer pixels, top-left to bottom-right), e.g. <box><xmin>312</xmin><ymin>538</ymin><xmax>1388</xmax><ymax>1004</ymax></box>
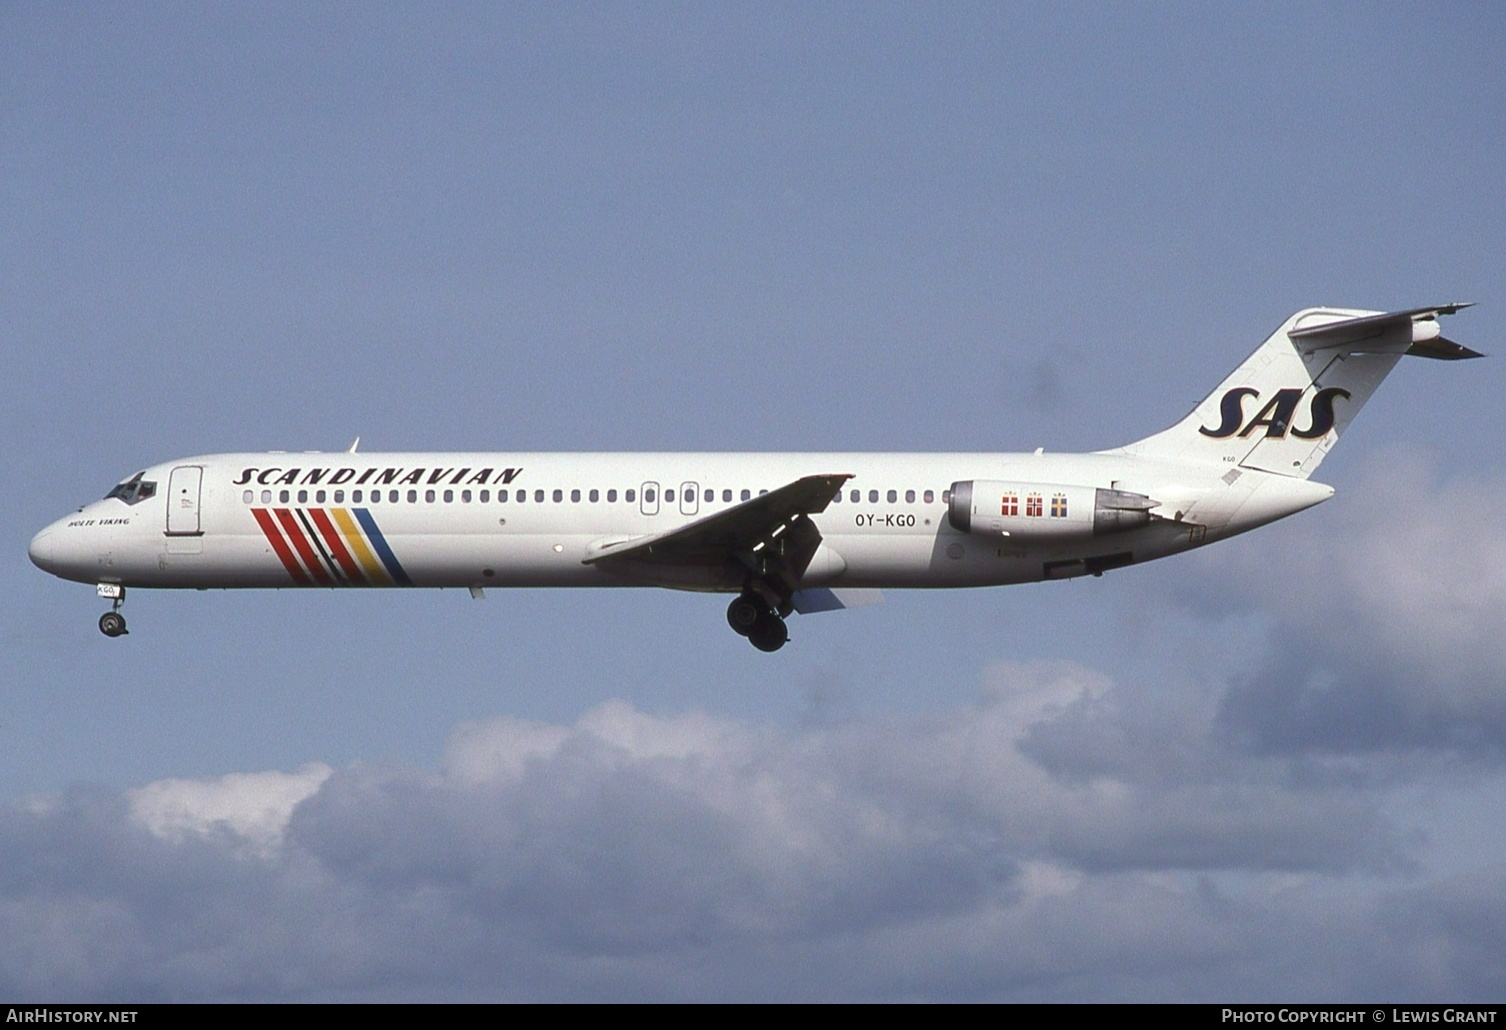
<box><xmin>97</xmin><ymin>583</ymin><xmax>127</xmax><ymax>637</ymax></box>
<box><xmin>726</xmin><ymin>592</ymin><xmax>789</xmax><ymax>652</ymax></box>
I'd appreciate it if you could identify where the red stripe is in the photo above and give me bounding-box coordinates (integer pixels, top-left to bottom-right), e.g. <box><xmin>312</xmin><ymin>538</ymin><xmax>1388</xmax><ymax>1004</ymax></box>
<box><xmin>307</xmin><ymin>508</ymin><xmax>366</xmax><ymax>584</ymax></box>
<box><xmin>252</xmin><ymin>508</ymin><xmax>311</xmax><ymax>585</ymax></box>
<box><xmin>273</xmin><ymin>509</ymin><xmax>334</xmax><ymax>586</ymax></box>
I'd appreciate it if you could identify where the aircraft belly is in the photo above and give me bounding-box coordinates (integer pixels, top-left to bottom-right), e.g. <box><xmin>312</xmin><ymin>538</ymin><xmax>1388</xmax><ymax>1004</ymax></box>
<box><xmin>821</xmin><ymin>533</ymin><xmax>1030</xmax><ymax>588</ymax></box>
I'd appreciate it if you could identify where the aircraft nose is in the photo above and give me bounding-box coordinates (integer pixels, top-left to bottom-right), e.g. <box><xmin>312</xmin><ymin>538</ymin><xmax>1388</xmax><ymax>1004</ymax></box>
<box><xmin>28</xmin><ymin>519</ymin><xmax>80</xmax><ymax>578</ymax></box>
<box><xmin>28</xmin><ymin>525</ymin><xmax>58</xmax><ymax>572</ymax></box>
<box><xmin>28</xmin><ymin>524</ymin><xmax>55</xmax><ymax>572</ymax></box>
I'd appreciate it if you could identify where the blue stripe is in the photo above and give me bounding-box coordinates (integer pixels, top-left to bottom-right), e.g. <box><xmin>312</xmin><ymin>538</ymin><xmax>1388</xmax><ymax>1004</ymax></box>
<box><xmin>353</xmin><ymin>508</ymin><xmax>413</xmax><ymax>587</ymax></box>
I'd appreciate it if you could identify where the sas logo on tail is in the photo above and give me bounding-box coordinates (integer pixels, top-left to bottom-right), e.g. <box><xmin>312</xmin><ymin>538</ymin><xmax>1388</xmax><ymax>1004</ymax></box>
<box><xmin>1199</xmin><ymin>387</ymin><xmax>1351</xmax><ymax>440</ymax></box>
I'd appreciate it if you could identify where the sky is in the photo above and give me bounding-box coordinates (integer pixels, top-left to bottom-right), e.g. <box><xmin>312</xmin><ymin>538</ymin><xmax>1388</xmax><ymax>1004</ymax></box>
<box><xmin>3</xmin><ymin>1</ymin><xmax>1504</xmax><ymax>1002</ymax></box>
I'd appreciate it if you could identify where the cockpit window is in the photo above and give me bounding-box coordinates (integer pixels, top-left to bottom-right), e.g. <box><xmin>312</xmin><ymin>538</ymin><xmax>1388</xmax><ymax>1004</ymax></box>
<box><xmin>104</xmin><ymin>472</ymin><xmax>158</xmax><ymax>506</ymax></box>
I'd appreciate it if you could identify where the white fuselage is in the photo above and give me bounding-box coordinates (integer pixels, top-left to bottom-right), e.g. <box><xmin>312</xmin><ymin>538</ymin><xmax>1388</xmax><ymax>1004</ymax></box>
<box><xmin>28</xmin><ymin>449</ymin><xmax>1333</xmax><ymax>595</ymax></box>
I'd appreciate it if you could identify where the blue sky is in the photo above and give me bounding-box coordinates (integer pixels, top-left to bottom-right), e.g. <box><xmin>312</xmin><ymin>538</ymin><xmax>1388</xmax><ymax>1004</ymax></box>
<box><xmin>3</xmin><ymin>2</ymin><xmax>1504</xmax><ymax>1001</ymax></box>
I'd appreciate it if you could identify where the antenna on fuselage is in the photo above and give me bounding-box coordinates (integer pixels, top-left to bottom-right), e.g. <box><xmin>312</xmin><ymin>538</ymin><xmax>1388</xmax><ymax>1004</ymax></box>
<box><xmin>347</xmin><ymin>436</ymin><xmax>360</xmax><ymax>454</ymax></box>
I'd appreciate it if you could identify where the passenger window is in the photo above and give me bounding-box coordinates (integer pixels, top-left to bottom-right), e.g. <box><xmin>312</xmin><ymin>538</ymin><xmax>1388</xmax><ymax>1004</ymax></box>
<box><xmin>444</xmin><ymin>490</ymin><xmax>453</xmax><ymax>503</ymax></box>
<box><xmin>645</xmin><ymin>488</ymin><xmax>656</xmax><ymax>503</ymax></box>
<box><xmin>532</xmin><ymin>489</ymin><xmax>543</xmax><ymax>503</ymax></box>
<box><xmin>831</xmin><ymin>492</ymin><xmax>840</xmax><ymax>503</ymax></box>
<box><xmin>261</xmin><ymin>490</ymin><xmax>272</xmax><ymax>504</ymax></box>
<box><xmin>425</xmin><ymin>489</ymin><xmax>435</xmax><ymax>503</ymax></box>
<box><xmin>571</xmin><ymin>489</ymin><xmax>580</xmax><ymax>502</ymax></box>
<box><xmin>722</xmin><ymin>489</ymin><xmax>732</xmax><ymax>502</ymax></box>
<box><xmin>905</xmin><ymin>490</ymin><xmax>915</xmax><ymax>503</ymax></box>
<box><xmin>665</xmin><ymin>489</ymin><xmax>674</xmax><ymax>503</ymax></box>
<box><xmin>608</xmin><ymin>489</ymin><xmax>618</xmax><ymax>502</ymax></box>
<box><xmin>850</xmin><ymin>489</ymin><xmax>859</xmax><ymax>502</ymax></box>
<box><xmin>924</xmin><ymin>489</ymin><xmax>934</xmax><ymax>504</ymax></box>
<box><xmin>316</xmin><ymin>490</ymin><xmax>326</xmax><ymax>503</ymax></box>
<box><xmin>704</xmin><ymin>488</ymin><xmax>713</xmax><ymax>502</ymax></box>
<box><xmin>942</xmin><ymin>490</ymin><xmax>951</xmax><ymax>504</ymax></box>
<box><xmin>298</xmin><ymin>490</ymin><xmax>308</xmax><ymax>503</ymax></box>
<box><xmin>405</xmin><ymin>490</ymin><xmax>416</xmax><ymax>503</ymax></box>
<box><xmin>589</xmin><ymin>489</ymin><xmax>599</xmax><ymax>502</ymax></box>
<box><xmin>368</xmin><ymin>491</ymin><xmax>378</xmax><ymax>504</ymax></box>
<box><xmin>514</xmin><ymin>490</ymin><xmax>523</xmax><ymax>503</ymax></box>
<box><xmin>759</xmin><ymin>489</ymin><xmax>767</xmax><ymax>496</ymax></box>
<box><xmin>461</xmin><ymin>490</ymin><xmax>470</xmax><ymax>502</ymax></box>
<box><xmin>334</xmin><ymin>490</ymin><xmax>344</xmax><ymax>503</ymax></box>
<box><xmin>553</xmin><ymin>489</ymin><xmax>563</xmax><ymax>503</ymax></box>
<box><xmin>887</xmin><ymin>490</ymin><xmax>897</xmax><ymax>503</ymax></box>
<box><xmin>869</xmin><ymin>490</ymin><xmax>878</xmax><ymax>503</ymax></box>
<box><xmin>741</xmin><ymin>489</ymin><xmax>751</xmax><ymax>501</ymax></box>
<box><xmin>626</xmin><ymin>489</ymin><xmax>636</xmax><ymax>503</ymax></box>
<box><xmin>480</xmin><ymin>489</ymin><xmax>490</xmax><ymax>502</ymax></box>
<box><xmin>242</xmin><ymin>490</ymin><xmax>253</xmax><ymax>503</ymax></box>
<box><xmin>280</xmin><ymin>490</ymin><xmax>290</xmax><ymax>503</ymax></box>
<box><xmin>352</xmin><ymin>490</ymin><xmax>362</xmax><ymax>503</ymax></box>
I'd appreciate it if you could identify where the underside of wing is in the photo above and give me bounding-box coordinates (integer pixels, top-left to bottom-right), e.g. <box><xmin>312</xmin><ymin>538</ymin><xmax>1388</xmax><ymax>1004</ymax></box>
<box><xmin>583</xmin><ymin>473</ymin><xmax>852</xmax><ymax>597</ymax></box>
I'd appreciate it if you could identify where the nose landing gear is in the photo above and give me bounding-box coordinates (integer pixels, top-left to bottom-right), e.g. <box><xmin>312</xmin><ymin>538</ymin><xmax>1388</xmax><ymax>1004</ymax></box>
<box><xmin>726</xmin><ymin>591</ymin><xmax>789</xmax><ymax>652</ymax></box>
<box><xmin>97</xmin><ymin>584</ymin><xmax>127</xmax><ymax>637</ymax></box>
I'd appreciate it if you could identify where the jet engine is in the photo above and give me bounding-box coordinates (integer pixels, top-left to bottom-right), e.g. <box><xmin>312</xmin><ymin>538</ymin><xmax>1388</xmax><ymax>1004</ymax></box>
<box><xmin>947</xmin><ymin>481</ymin><xmax>1157</xmax><ymax>540</ymax></box>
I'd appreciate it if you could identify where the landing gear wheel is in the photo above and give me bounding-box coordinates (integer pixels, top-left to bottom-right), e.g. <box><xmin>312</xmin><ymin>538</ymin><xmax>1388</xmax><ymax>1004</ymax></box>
<box><xmin>747</xmin><ymin>609</ymin><xmax>788</xmax><ymax>652</ymax></box>
<box><xmin>99</xmin><ymin>611</ymin><xmax>127</xmax><ymax>638</ymax></box>
<box><xmin>727</xmin><ymin>594</ymin><xmax>763</xmax><ymax>637</ymax></box>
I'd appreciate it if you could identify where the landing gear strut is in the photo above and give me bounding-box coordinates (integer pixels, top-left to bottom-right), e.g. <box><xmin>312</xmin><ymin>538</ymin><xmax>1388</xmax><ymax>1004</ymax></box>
<box><xmin>97</xmin><ymin>584</ymin><xmax>127</xmax><ymax>637</ymax></box>
<box><xmin>726</xmin><ymin>591</ymin><xmax>789</xmax><ymax>652</ymax></box>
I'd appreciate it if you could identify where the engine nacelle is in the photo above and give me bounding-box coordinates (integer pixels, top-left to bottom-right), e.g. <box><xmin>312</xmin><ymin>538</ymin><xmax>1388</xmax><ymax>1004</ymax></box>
<box><xmin>947</xmin><ymin>481</ymin><xmax>1157</xmax><ymax>540</ymax></box>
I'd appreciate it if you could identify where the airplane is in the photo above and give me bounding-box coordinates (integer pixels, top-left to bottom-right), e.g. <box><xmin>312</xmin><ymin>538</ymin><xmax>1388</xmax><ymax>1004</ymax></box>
<box><xmin>29</xmin><ymin>304</ymin><xmax>1479</xmax><ymax>652</ymax></box>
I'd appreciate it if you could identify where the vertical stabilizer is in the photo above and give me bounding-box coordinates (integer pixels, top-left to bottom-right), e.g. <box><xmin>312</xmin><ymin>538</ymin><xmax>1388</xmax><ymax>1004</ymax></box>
<box><xmin>1115</xmin><ymin>305</ymin><xmax>1476</xmax><ymax>478</ymax></box>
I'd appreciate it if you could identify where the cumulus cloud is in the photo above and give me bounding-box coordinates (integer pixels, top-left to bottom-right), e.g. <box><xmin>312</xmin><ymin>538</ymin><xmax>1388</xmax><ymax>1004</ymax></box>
<box><xmin>0</xmin><ymin>655</ymin><xmax>1478</xmax><ymax>1001</ymax></box>
<box><xmin>1185</xmin><ymin>451</ymin><xmax>1506</xmax><ymax>755</ymax></box>
<box><xmin>127</xmin><ymin>763</ymin><xmax>331</xmax><ymax>858</ymax></box>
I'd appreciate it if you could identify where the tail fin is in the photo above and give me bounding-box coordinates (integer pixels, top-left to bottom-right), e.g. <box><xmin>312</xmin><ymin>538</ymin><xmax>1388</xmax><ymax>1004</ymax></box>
<box><xmin>1117</xmin><ymin>304</ymin><xmax>1478</xmax><ymax>478</ymax></box>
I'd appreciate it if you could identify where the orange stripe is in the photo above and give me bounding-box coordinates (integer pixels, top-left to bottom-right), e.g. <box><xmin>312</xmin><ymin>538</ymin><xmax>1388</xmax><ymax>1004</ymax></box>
<box><xmin>331</xmin><ymin>508</ymin><xmax>389</xmax><ymax>584</ymax></box>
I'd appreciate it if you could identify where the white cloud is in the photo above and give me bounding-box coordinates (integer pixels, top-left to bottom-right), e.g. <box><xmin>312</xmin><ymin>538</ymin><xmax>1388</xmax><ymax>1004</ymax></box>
<box><xmin>1</xmin><ymin>653</ymin><xmax>1473</xmax><ymax>1000</ymax></box>
<box><xmin>1176</xmin><ymin>451</ymin><xmax>1506</xmax><ymax>753</ymax></box>
<box><xmin>126</xmin><ymin>763</ymin><xmax>332</xmax><ymax>858</ymax></box>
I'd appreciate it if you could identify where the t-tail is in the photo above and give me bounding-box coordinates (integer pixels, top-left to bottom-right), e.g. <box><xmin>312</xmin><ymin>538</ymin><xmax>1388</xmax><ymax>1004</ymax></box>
<box><xmin>1118</xmin><ymin>304</ymin><xmax>1480</xmax><ymax>478</ymax></box>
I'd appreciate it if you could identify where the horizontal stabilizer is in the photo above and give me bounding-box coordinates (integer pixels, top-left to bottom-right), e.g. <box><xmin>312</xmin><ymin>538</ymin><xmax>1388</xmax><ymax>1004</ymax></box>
<box><xmin>1407</xmin><ymin>335</ymin><xmax>1485</xmax><ymax>360</ymax></box>
<box><xmin>1289</xmin><ymin>303</ymin><xmax>1475</xmax><ymax>353</ymax></box>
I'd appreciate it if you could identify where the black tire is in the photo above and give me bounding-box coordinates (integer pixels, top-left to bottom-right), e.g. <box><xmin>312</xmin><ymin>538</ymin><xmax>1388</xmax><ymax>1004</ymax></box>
<box><xmin>726</xmin><ymin>594</ymin><xmax>763</xmax><ymax>636</ymax></box>
<box><xmin>748</xmin><ymin>610</ymin><xmax>788</xmax><ymax>652</ymax></box>
<box><xmin>99</xmin><ymin>612</ymin><xmax>127</xmax><ymax>638</ymax></box>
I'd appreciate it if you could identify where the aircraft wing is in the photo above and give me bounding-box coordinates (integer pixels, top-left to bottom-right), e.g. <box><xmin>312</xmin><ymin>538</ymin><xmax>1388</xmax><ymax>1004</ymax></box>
<box><xmin>583</xmin><ymin>473</ymin><xmax>852</xmax><ymax>596</ymax></box>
